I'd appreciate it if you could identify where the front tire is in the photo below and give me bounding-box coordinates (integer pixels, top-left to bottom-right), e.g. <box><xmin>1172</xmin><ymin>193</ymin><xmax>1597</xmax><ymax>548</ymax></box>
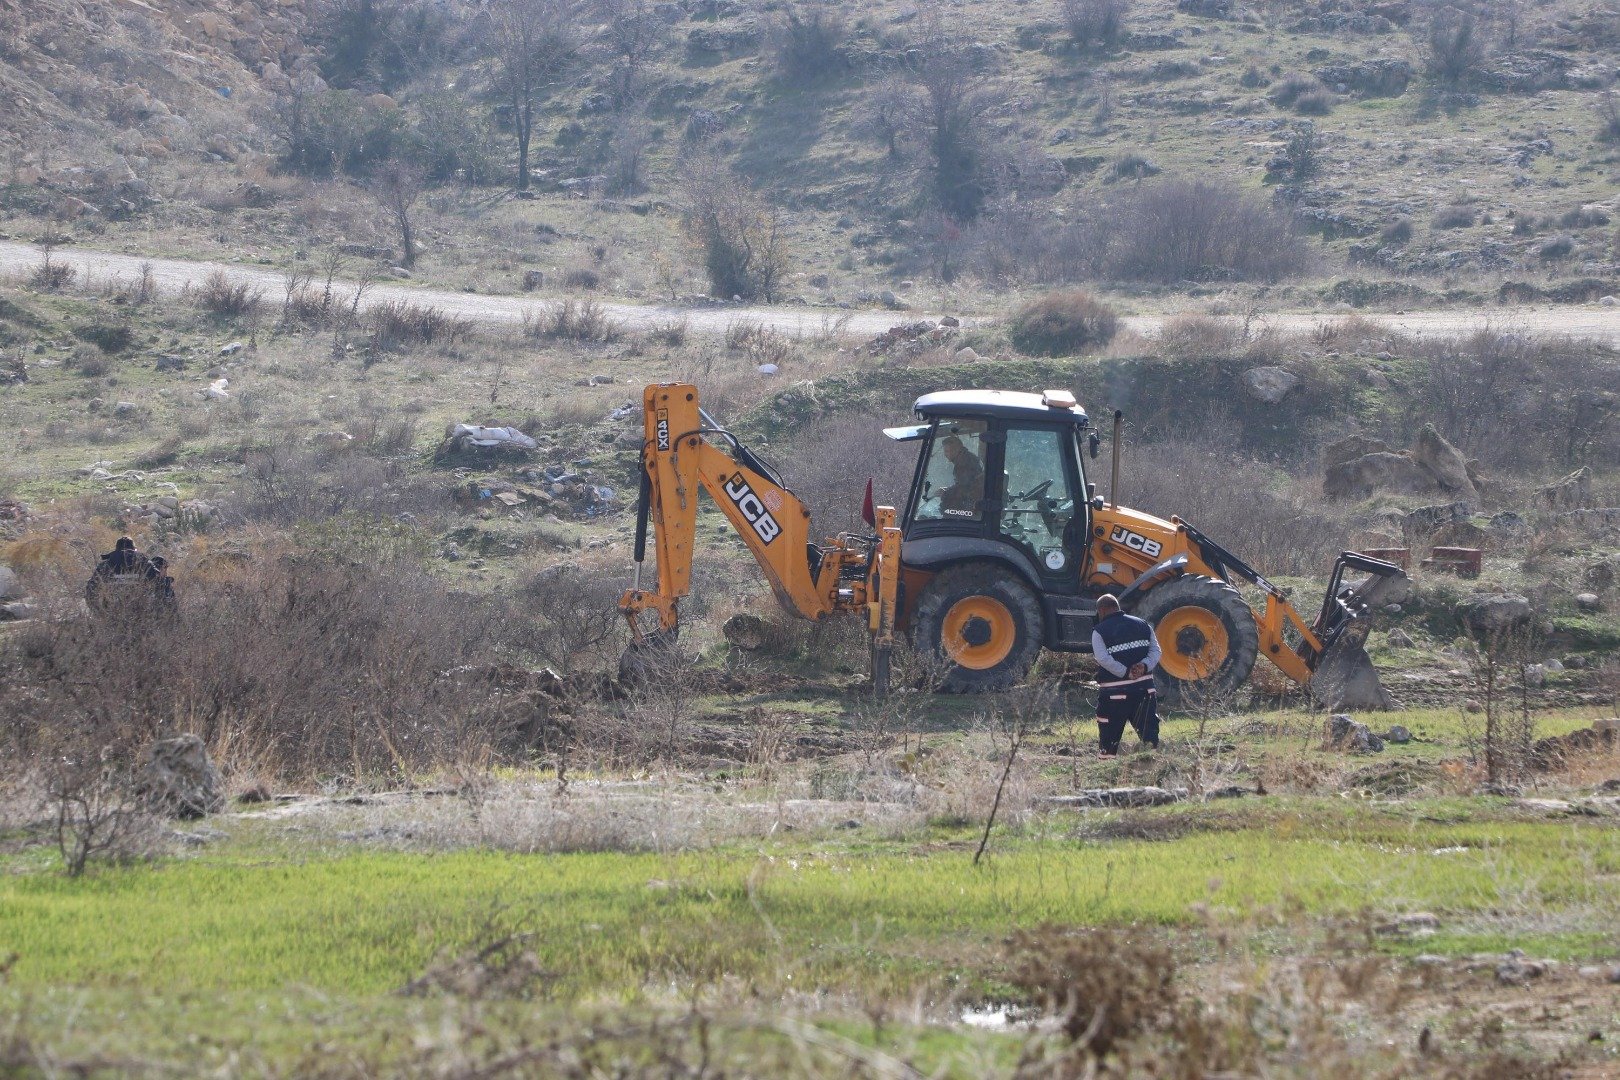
<box><xmin>1130</xmin><ymin>575</ymin><xmax>1258</xmax><ymax>705</ymax></box>
<box><xmin>913</xmin><ymin>562</ymin><xmax>1044</xmax><ymax>693</ymax></box>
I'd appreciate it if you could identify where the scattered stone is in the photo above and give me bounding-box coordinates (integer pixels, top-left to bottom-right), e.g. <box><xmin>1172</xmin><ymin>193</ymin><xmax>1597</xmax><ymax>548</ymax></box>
<box><xmin>1459</xmin><ymin>593</ymin><xmax>1533</xmax><ymax>635</ymax></box>
<box><xmin>1324</xmin><ymin>713</ymin><xmax>1385</xmax><ymax>753</ymax></box>
<box><xmin>1383</xmin><ymin>724</ymin><xmax>1412</xmax><ymax>745</ymax></box>
<box><xmin>1601</xmin><ymin>296</ymin><xmax>1617</xmax><ymax>308</ymax></box>
<box><xmin>522</xmin><ymin>270</ymin><xmax>545</xmax><ymax>291</ymax></box>
<box><xmin>955</xmin><ymin>346</ymin><xmax>981</xmax><ymax>362</ymax></box>
<box><xmin>112</xmin><ymin>401</ymin><xmax>139</xmax><ymax>417</ymax></box>
<box><xmin>880</xmin><ymin>289</ymin><xmax>909</xmax><ymax>311</ymax></box>
<box><xmin>722</xmin><ymin>612</ymin><xmax>771</xmax><ymax>650</ymax></box>
<box><xmin>1</xmin><ymin>601</ymin><xmax>38</xmax><ymax>621</ymax></box>
<box><xmin>1487</xmin><ymin>510</ymin><xmax>1527</xmax><ymax>534</ymax></box>
<box><xmin>219</xmin><ymin>341</ymin><xmax>243</xmax><ymax>356</ymax></box>
<box><xmin>0</xmin><ymin>566</ymin><xmax>19</xmax><ymax>601</ymax></box>
<box><xmin>1241</xmin><ymin>366</ymin><xmax>1299</xmax><ymax>404</ymax></box>
<box><xmin>1576</xmin><ymin>592</ymin><xmax>1602</xmax><ymax>612</ymax></box>
<box><xmin>1387</xmin><ymin>628</ymin><xmax>1415</xmax><ymax>648</ymax></box>
<box><xmin>940</xmin><ymin>316</ymin><xmax>961</xmax><ymax>327</ymax></box>
<box><xmin>135</xmin><ymin>734</ymin><xmax>225</xmax><ymax>820</ymax></box>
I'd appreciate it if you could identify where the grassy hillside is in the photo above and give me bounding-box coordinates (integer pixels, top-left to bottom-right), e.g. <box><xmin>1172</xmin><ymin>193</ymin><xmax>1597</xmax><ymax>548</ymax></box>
<box><xmin>0</xmin><ymin>0</ymin><xmax>1616</xmax><ymax>306</ymax></box>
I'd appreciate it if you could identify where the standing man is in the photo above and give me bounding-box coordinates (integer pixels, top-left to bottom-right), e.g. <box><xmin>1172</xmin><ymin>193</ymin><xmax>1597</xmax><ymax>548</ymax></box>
<box><xmin>1090</xmin><ymin>593</ymin><xmax>1161</xmax><ymax>757</ymax></box>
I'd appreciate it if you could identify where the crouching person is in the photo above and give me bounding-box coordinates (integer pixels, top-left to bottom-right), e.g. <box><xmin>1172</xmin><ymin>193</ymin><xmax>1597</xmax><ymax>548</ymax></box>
<box><xmin>1090</xmin><ymin>593</ymin><xmax>1161</xmax><ymax>758</ymax></box>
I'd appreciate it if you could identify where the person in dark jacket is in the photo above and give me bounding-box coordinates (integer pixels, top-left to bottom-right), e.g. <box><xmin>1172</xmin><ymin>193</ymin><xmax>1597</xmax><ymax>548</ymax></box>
<box><xmin>1090</xmin><ymin>593</ymin><xmax>1162</xmax><ymax>756</ymax></box>
<box><xmin>86</xmin><ymin>536</ymin><xmax>157</xmax><ymax>607</ymax></box>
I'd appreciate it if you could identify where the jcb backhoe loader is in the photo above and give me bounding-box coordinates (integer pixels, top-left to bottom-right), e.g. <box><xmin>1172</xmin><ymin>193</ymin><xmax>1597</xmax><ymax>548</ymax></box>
<box><xmin>619</xmin><ymin>384</ymin><xmax>1406</xmax><ymax>703</ymax></box>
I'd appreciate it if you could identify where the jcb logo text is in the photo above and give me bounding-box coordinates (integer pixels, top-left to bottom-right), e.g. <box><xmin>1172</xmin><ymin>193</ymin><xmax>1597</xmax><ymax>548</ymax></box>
<box><xmin>1109</xmin><ymin>526</ymin><xmax>1162</xmax><ymax>559</ymax></box>
<box><xmin>725</xmin><ymin>474</ymin><xmax>781</xmax><ymax>544</ymax></box>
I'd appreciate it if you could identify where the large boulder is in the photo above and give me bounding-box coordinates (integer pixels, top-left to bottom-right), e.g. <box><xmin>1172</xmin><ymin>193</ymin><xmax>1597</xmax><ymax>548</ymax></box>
<box><xmin>1412</xmin><ymin>424</ymin><xmax>1476</xmax><ymax>497</ymax></box>
<box><xmin>135</xmin><ymin>734</ymin><xmax>225</xmax><ymax>819</ymax></box>
<box><xmin>1540</xmin><ymin>466</ymin><xmax>1593</xmax><ymax>511</ymax></box>
<box><xmin>1323</xmin><ymin>434</ymin><xmax>1390</xmax><ymax>470</ymax></box>
<box><xmin>0</xmin><ymin>565</ymin><xmax>19</xmax><ymax>601</ymax></box>
<box><xmin>1241</xmin><ymin>366</ymin><xmax>1299</xmax><ymax>404</ymax></box>
<box><xmin>1459</xmin><ymin>593</ymin><xmax>1533</xmax><ymax>636</ymax></box>
<box><xmin>1324</xmin><ymin>451</ymin><xmax>1435</xmax><ymax>500</ymax></box>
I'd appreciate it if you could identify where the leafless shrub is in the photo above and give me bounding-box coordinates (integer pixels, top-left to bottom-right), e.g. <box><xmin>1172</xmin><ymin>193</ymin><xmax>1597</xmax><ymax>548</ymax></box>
<box><xmin>1433</xmin><ymin>204</ymin><xmax>1477</xmax><ymax>230</ymax></box>
<box><xmin>681</xmin><ymin>159</ymin><xmax>790</xmax><ymax>301</ymax></box>
<box><xmin>772</xmin><ymin>4</ymin><xmax>846</xmax><ymax>84</ymax></box>
<box><xmin>1425</xmin><ymin>7</ymin><xmax>1486</xmax><ymax>86</ymax></box>
<box><xmin>364</xmin><ymin>301</ymin><xmax>471</xmax><ymax>353</ymax></box>
<box><xmin>1412</xmin><ymin>330</ymin><xmax>1620</xmax><ymax>469</ymax></box>
<box><xmin>524</xmin><ymin>298</ymin><xmax>621</xmax><ymax>342</ymax></box>
<box><xmin>1268</xmin><ymin>72</ymin><xmax>1319</xmax><ymax>108</ymax></box>
<box><xmin>399</xmin><ymin>905</ymin><xmax>547</xmax><ymax>999</ymax></box>
<box><xmin>46</xmin><ymin>749</ymin><xmax>162</xmax><ymax>876</ymax></box>
<box><xmin>1008</xmin><ymin>289</ymin><xmax>1119</xmax><ymax>356</ymax></box>
<box><xmin>27</xmin><ymin>243</ymin><xmax>76</xmax><ymax>291</ymax></box>
<box><xmin>778</xmin><ymin>410</ymin><xmax>915</xmax><ymax>533</ymax></box>
<box><xmin>513</xmin><ymin>564</ymin><xmax>626</xmax><ymax>675</ymax></box>
<box><xmin>1102</xmin><ymin>180</ymin><xmax>1312</xmax><ymax>284</ymax></box>
<box><xmin>646</xmin><ymin>316</ymin><xmax>689</xmax><ymax>347</ymax></box>
<box><xmin>1062</xmin><ymin>0</ymin><xmax>1129</xmax><ymax>50</ymax></box>
<box><xmin>194</xmin><ymin>270</ymin><xmax>263</xmax><ymax>319</ymax></box>
<box><xmin>1597</xmin><ymin>92</ymin><xmax>1620</xmax><ymax>145</ymax></box>
<box><xmin>724</xmin><ymin>320</ymin><xmax>797</xmax><ymax>369</ymax></box>
<box><xmin>0</xmin><ymin>553</ymin><xmax>581</xmax><ymax>783</ymax></box>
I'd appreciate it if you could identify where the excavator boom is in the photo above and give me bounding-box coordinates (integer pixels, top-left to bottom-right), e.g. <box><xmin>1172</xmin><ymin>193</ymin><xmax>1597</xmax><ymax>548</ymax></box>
<box><xmin>620</xmin><ymin>385</ymin><xmax>900</xmax><ymax>659</ymax></box>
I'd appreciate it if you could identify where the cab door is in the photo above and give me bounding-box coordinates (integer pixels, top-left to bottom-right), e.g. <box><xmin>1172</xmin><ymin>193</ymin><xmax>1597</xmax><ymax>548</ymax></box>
<box><xmin>996</xmin><ymin>424</ymin><xmax>1086</xmax><ymax>594</ymax></box>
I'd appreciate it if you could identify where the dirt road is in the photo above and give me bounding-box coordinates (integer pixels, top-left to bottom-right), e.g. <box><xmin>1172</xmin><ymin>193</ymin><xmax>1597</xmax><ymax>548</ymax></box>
<box><xmin>5</xmin><ymin>240</ymin><xmax>1619</xmax><ymax>345</ymax></box>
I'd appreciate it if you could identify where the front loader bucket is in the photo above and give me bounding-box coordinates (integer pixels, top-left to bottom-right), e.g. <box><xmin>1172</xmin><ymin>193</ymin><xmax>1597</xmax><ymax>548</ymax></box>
<box><xmin>1308</xmin><ymin>553</ymin><xmax>1410</xmax><ymax>711</ymax></box>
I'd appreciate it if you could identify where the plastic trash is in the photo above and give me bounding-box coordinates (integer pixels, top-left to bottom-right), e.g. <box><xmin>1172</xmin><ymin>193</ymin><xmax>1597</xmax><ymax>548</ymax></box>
<box><xmin>451</xmin><ymin>424</ymin><xmax>538</xmax><ymax>450</ymax></box>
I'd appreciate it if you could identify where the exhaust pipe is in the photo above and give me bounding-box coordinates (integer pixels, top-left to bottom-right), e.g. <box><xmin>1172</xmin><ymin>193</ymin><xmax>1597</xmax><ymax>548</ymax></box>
<box><xmin>1109</xmin><ymin>409</ymin><xmax>1123</xmax><ymax>508</ymax></box>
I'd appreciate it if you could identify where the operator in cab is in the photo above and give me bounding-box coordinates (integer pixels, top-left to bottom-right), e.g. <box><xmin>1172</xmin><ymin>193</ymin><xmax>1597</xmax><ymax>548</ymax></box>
<box><xmin>1091</xmin><ymin>593</ymin><xmax>1161</xmax><ymax>757</ymax></box>
<box><xmin>937</xmin><ymin>435</ymin><xmax>984</xmax><ymax>515</ymax></box>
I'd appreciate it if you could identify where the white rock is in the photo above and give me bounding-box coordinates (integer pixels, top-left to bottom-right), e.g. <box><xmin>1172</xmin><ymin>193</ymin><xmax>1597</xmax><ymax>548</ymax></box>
<box><xmin>219</xmin><ymin>342</ymin><xmax>243</xmax><ymax>356</ymax></box>
<box><xmin>1241</xmin><ymin>366</ymin><xmax>1300</xmax><ymax>404</ymax></box>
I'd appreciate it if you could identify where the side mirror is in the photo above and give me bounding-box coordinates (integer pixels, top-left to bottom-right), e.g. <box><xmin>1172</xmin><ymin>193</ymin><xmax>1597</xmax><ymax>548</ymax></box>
<box><xmin>1088</xmin><ymin>431</ymin><xmax>1102</xmax><ymax>459</ymax></box>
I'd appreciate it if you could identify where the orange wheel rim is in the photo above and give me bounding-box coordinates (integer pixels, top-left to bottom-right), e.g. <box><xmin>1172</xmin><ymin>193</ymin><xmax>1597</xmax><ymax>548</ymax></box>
<box><xmin>1155</xmin><ymin>606</ymin><xmax>1229</xmax><ymax>682</ymax></box>
<box><xmin>941</xmin><ymin>596</ymin><xmax>1017</xmax><ymax>670</ymax></box>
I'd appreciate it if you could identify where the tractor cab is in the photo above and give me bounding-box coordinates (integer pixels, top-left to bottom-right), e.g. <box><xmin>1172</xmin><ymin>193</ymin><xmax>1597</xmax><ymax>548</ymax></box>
<box><xmin>889</xmin><ymin>390</ymin><xmax>1094</xmax><ymax>587</ymax></box>
<box><xmin>885</xmin><ymin>391</ymin><xmax>1100</xmax><ymax>674</ymax></box>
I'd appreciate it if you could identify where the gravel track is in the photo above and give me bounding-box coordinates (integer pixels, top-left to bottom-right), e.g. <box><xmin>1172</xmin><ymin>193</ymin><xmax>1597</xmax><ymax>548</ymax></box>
<box><xmin>4</xmin><ymin>240</ymin><xmax>1619</xmax><ymax>345</ymax></box>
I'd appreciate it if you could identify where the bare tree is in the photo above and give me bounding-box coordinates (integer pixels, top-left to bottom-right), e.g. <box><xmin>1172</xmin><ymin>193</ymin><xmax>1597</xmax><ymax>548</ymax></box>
<box><xmin>598</xmin><ymin>0</ymin><xmax>668</xmax><ymax>112</ymax></box>
<box><xmin>370</xmin><ymin>161</ymin><xmax>425</xmax><ymax>268</ymax></box>
<box><xmin>907</xmin><ymin>21</ymin><xmax>996</xmax><ymax>221</ymax></box>
<box><xmin>492</xmin><ymin>0</ymin><xmax>579</xmax><ymax>191</ymax></box>
<box><xmin>681</xmin><ymin>157</ymin><xmax>791</xmax><ymax>301</ymax></box>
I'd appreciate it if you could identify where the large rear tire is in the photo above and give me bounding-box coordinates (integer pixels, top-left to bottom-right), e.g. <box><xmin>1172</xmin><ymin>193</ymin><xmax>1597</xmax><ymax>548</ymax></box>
<box><xmin>913</xmin><ymin>562</ymin><xmax>1044</xmax><ymax>693</ymax></box>
<box><xmin>1131</xmin><ymin>575</ymin><xmax>1258</xmax><ymax>705</ymax></box>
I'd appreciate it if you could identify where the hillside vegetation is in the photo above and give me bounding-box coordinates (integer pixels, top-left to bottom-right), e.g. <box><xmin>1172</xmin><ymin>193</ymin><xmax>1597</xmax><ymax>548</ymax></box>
<box><xmin>0</xmin><ymin>0</ymin><xmax>1617</xmax><ymax>305</ymax></box>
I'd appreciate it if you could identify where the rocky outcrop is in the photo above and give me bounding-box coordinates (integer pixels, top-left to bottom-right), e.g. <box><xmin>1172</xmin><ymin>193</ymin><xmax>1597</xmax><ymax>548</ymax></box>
<box><xmin>1540</xmin><ymin>467</ymin><xmax>1593</xmax><ymax>511</ymax></box>
<box><xmin>1323</xmin><ymin>426</ymin><xmax>1479</xmax><ymax>501</ymax></box>
<box><xmin>1459</xmin><ymin>593</ymin><xmax>1532</xmax><ymax>636</ymax></box>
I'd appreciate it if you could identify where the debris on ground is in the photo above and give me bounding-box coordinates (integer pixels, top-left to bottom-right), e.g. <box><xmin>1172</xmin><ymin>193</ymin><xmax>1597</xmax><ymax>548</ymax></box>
<box><xmin>449</xmin><ymin>424</ymin><xmax>537</xmax><ymax>451</ymax></box>
<box><xmin>1324</xmin><ymin>713</ymin><xmax>1384</xmax><ymax>753</ymax></box>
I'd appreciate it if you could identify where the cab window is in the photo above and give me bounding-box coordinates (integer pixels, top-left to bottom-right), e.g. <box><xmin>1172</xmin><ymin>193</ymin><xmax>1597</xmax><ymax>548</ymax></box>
<box><xmin>1000</xmin><ymin>427</ymin><xmax>1078</xmax><ymax>573</ymax></box>
<box><xmin>913</xmin><ymin>421</ymin><xmax>988</xmax><ymax>523</ymax></box>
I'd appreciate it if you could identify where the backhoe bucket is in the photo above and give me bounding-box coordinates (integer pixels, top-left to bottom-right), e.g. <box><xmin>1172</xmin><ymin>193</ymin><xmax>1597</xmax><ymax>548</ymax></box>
<box><xmin>1308</xmin><ymin>553</ymin><xmax>1409</xmax><ymax>711</ymax></box>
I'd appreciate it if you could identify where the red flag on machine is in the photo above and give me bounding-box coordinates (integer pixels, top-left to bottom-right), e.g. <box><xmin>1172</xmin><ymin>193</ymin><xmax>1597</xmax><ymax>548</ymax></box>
<box><xmin>861</xmin><ymin>478</ymin><xmax>875</xmax><ymax>527</ymax></box>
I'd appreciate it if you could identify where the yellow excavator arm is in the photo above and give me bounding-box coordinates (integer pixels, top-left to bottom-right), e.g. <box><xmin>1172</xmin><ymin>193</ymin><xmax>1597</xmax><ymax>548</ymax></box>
<box><xmin>619</xmin><ymin>386</ymin><xmax>901</xmax><ymax>682</ymax></box>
